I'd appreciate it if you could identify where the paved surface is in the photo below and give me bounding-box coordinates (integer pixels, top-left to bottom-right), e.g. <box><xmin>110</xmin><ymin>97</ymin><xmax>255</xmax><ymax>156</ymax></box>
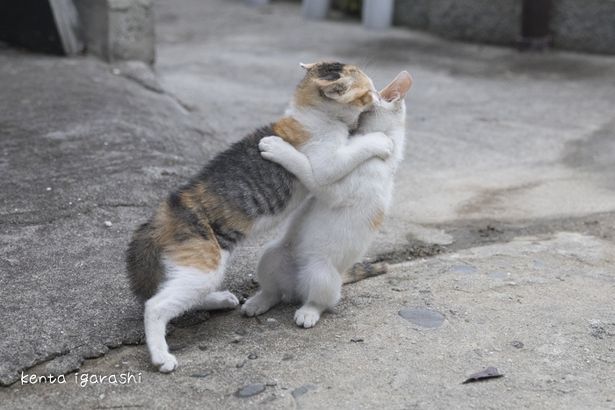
<box><xmin>1</xmin><ymin>0</ymin><xmax>615</xmax><ymax>408</ymax></box>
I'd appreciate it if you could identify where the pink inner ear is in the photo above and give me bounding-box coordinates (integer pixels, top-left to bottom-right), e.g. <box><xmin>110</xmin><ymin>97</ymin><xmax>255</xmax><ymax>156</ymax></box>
<box><xmin>380</xmin><ymin>71</ymin><xmax>413</xmax><ymax>102</ymax></box>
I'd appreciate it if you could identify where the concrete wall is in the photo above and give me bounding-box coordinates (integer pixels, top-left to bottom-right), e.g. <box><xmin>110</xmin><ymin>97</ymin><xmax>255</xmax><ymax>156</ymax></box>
<box><xmin>393</xmin><ymin>0</ymin><xmax>615</xmax><ymax>54</ymax></box>
<box><xmin>551</xmin><ymin>0</ymin><xmax>615</xmax><ymax>54</ymax></box>
<box><xmin>393</xmin><ymin>0</ymin><xmax>429</xmax><ymax>30</ymax></box>
<box><xmin>75</xmin><ymin>0</ymin><xmax>155</xmax><ymax>63</ymax></box>
<box><xmin>394</xmin><ymin>0</ymin><xmax>520</xmax><ymax>46</ymax></box>
<box><xmin>429</xmin><ymin>0</ymin><xmax>521</xmax><ymax>46</ymax></box>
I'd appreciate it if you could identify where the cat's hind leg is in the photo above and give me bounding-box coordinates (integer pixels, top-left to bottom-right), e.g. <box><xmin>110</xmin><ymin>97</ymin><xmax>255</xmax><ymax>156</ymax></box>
<box><xmin>201</xmin><ymin>290</ymin><xmax>239</xmax><ymax>310</ymax></box>
<box><xmin>242</xmin><ymin>240</ymin><xmax>294</xmax><ymax>317</ymax></box>
<box><xmin>144</xmin><ymin>250</ymin><xmax>229</xmax><ymax>373</ymax></box>
<box><xmin>295</xmin><ymin>256</ymin><xmax>341</xmax><ymax>328</ymax></box>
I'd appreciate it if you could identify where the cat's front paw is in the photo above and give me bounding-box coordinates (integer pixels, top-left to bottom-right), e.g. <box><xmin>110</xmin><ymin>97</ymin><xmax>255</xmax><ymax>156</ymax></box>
<box><xmin>241</xmin><ymin>291</ymin><xmax>279</xmax><ymax>317</ymax></box>
<box><xmin>151</xmin><ymin>350</ymin><xmax>178</xmax><ymax>373</ymax></box>
<box><xmin>372</xmin><ymin>135</ymin><xmax>394</xmax><ymax>160</ymax></box>
<box><xmin>294</xmin><ymin>306</ymin><xmax>321</xmax><ymax>328</ymax></box>
<box><xmin>259</xmin><ymin>136</ymin><xmax>291</xmax><ymax>163</ymax></box>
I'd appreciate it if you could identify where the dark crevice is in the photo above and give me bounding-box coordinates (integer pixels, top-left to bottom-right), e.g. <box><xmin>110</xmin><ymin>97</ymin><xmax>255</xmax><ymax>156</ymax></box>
<box><xmin>374</xmin><ymin>211</ymin><xmax>615</xmax><ymax>266</ymax></box>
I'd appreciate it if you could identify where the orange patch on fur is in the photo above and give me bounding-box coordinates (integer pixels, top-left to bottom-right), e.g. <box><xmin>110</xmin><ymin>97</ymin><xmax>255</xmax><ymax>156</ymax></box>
<box><xmin>294</xmin><ymin>81</ymin><xmax>320</xmax><ymax>108</ymax></box>
<box><xmin>369</xmin><ymin>209</ymin><xmax>385</xmax><ymax>231</ymax></box>
<box><xmin>185</xmin><ymin>182</ymin><xmax>253</xmax><ymax>236</ymax></box>
<box><xmin>352</xmin><ymin>91</ymin><xmax>374</xmax><ymax>107</ymax></box>
<box><xmin>149</xmin><ymin>185</ymin><xmax>251</xmax><ymax>273</ymax></box>
<box><xmin>294</xmin><ymin>63</ymin><xmax>375</xmax><ymax>110</ymax></box>
<box><xmin>272</xmin><ymin>116</ymin><xmax>311</xmax><ymax>147</ymax></box>
<box><xmin>151</xmin><ymin>203</ymin><xmax>180</xmax><ymax>246</ymax></box>
<box><xmin>166</xmin><ymin>238</ymin><xmax>221</xmax><ymax>272</ymax></box>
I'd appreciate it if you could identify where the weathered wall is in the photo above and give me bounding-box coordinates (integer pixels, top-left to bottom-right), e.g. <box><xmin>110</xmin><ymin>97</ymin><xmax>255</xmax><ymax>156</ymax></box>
<box><xmin>75</xmin><ymin>0</ymin><xmax>155</xmax><ymax>63</ymax></box>
<box><xmin>551</xmin><ymin>0</ymin><xmax>615</xmax><ymax>54</ymax></box>
<box><xmin>393</xmin><ymin>0</ymin><xmax>615</xmax><ymax>54</ymax></box>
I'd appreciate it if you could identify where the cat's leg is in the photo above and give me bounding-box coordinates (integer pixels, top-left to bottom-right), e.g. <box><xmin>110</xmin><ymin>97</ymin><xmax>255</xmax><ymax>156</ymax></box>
<box><xmin>295</xmin><ymin>256</ymin><xmax>342</xmax><ymax>328</ymax></box>
<box><xmin>144</xmin><ymin>252</ymin><xmax>229</xmax><ymax>373</ymax></box>
<box><xmin>242</xmin><ymin>240</ymin><xmax>294</xmax><ymax>316</ymax></box>
<box><xmin>200</xmin><ymin>290</ymin><xmax>240</xmax><ymax>310</ymax></box>
<box><xmin>259</xmin><ymin>132</ymin><xmax>393</xmax><ymax>187</ymax></box>
<box><xmin>259</xmin><ymin>137</ymin><xmax>319</xmax><ymax>191</ymax></box>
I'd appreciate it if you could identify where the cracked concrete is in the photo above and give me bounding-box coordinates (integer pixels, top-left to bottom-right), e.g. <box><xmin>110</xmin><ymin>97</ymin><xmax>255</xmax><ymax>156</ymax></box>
<box><xmin>1</xmin><ymin>0</ymin><xmax>615</xmax><ymax>408</ymax></box>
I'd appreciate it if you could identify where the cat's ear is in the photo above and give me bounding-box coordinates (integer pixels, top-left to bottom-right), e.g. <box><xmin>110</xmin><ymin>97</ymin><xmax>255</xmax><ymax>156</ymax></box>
<box><xmin>300</xmin><ymin>62</ymin><xmax>317</xmax><ymax>70</ymax></box>
<box><xmin>380</xmin><ymin>71</ymin><xmax>413</xmax><ymax>102</ymax></box>
<box><xmin>313</xmin><ymin>77</ymin><xmax>353</xmax><ymax>100</ymax></box>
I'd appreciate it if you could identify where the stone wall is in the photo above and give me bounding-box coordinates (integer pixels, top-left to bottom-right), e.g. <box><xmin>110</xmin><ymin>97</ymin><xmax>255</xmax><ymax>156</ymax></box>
<box><xmin>393</xmin><ymin>0</ymin><xmax>615</xmax><ymax>54</ymax></box>
<box><xmin>551</xmin><ymin>0</ymin><xmax>615</xmax><ymax>54</ymax></box>
<box><xmin>75</xmin><ymin>0</ymin><xmax>155</xmax><ymax>63</ymax></box>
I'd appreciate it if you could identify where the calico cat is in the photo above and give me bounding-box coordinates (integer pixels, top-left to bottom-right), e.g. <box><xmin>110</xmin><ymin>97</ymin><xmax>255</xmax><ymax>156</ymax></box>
<box><xmin>242</xmin><ymin>71</ymin><xmax>413</xmax><ymax>328</ymax></box>
<box><xmin>126</xmin><ymin>62</ymin><xmax>392</xmax><ymax>372</ymax></box>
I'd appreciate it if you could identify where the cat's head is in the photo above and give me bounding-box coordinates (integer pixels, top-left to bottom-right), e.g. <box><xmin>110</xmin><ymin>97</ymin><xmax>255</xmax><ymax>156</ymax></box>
<box><xmin>293</xmin><ymin>61</ymin><xmax>377</xmax><ymax>127</ymax></box>
<box><xmin>358</xmin><ymin>71</ymin><xmax>413</xmax><ymax>133</ymax></box>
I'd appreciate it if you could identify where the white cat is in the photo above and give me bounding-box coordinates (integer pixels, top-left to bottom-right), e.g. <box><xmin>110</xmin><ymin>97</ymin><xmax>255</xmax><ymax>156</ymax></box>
<box><xmin>242</xmin><ymin>71</ymin><xmax>413</xmax><ymax>327</ymax></box>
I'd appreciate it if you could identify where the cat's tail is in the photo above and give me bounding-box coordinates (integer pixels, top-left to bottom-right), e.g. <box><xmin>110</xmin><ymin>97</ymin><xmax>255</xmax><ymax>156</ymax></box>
<box><xmin>126</xmin><ymin>221</ymin><xmax>165</xmax><ymax>302</ymax></box>
<box><xmin>341</xmin><ymin>260</ymin><xmax>388</xmax><ymax>285</ymax></box>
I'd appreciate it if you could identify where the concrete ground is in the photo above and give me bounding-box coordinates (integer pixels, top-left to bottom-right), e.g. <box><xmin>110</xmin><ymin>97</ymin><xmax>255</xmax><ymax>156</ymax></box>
<box><xmin>1</xmin><ymin>0</ymin><xmax>615</xmax><ymax>408</ymax></box>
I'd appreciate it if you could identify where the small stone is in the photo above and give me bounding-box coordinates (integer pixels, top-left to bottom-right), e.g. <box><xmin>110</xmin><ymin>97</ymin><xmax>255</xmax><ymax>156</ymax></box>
<box><xmin>168</xmin><ymin>343</ymin><xmax>186</xmax><ymax>352</ymax></box>
<box><xmin>266</xmin><ymin>318</ymin><xmax>277</xmax><ymax>323</ymax></box>
<box><xmin>266</xmin><ymin>380</ymin><xmax>278</xmax><ymax>387</ymax></box>
<box><xmin>231</xmin><ymin>336</ymin><xmax>242</xmax><ymax>344</ymax></box>
<box><xmin>103</xmin><ymin>221</ymin><xmax>113</xmax><ymax>227</ymax></box>
<box><xmin>511</xmin><ymin>340</ymin><xmax>524</xmax><ymax>349</ymax></box>
<box><xmin>236</xmin><ymin>360</ymin><xmax>247</xmax><ymax>368</ymax></box>
<box><xmin>248</xmin><ymin>352</ymin><xmax>258</xmax><ymax>360</ymax></box>
<box><xmin>190</xmin><ymin>371</ymin><xmax>211</xmax><ymax>378</ymax></box>
<box><xmin>291</xmin><ymin>384</ymin><xmax>317</xmax><ymax>399</ymax></box>
<box><xmin>235</xmin><ymin>383</ymin><xmax>266</xmax><ymax>398</ymax></box>
<box><xmin>399</xmin><ymin>307</ymin><xmax>445</xmax><ymax>328</ymax></box>
<box><xmin>198</xmin><ymin>345</ymin><xmax>208</xmax><ymax>351</ymax></box>
<box><xmin>282</xmin><ymin>353</ymin><xmax>293</xmax><ymax>361</ymax></box>
<box><xmin>350</xmin><ymin>337</ymin><xmax>364</xmax><ymax>343</ymax></box>
<box><xmin>46</xmin><ymin>187</ymin><xmax>52</xmax><ymax>191</ymax></box>
<box><xmin>112</xmin><ymin>68</ymin><xmax>121</xmax><ymax>75</ymax></box>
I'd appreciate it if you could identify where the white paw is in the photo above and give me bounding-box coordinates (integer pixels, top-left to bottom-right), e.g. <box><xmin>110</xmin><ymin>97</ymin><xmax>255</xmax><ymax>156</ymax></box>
<box><xmin>294</xmin><ymin>306</ymin><xmax>321</xmax><ymax>328</ymax></box>
<box><xmin>375</xmin><ymin>137</ymin><xmax>394</xmax><ymax>160</ymax></box>
<box><xmin>214</xmin><ymin>290</ymin><xmax>240</xmax><ymax>310</ymax></box>
<box><xmin>151</xmin><ymin>350</ymin><xmax>178</xmax><ymax>373</ymax></box>
<box><xmin>241</xmin><ymin>293</ymin><xmax>275</xmax><ymax>317</ymax></box>
<box><xmin>203</xmin><ymin>290</ymin><xmax>239</xmax><ymax>310</ymax></box>
<box><xmin>259</xmin><ymin>136</ymin><xmax>289</xmax><ymax>162</ymax></box>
